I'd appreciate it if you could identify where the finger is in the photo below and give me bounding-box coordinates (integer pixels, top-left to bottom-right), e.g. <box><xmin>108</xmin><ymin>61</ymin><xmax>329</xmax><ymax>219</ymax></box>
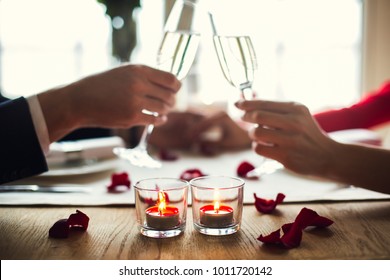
<box><xmin>249</xmin><ymin>126</ymin><xmax>280</xmax><ymax>146</ymax></box>
<box><xmin>142</xmin><ymin>98</ymin><xmax>172</xmax><ymax>115</ymax></box>
<box><xmin>144</xmin><ymin>85</ymin><xmax>176</xmax><ymax>107</ymax></box>
<box><xmin>250</xmin><ymin>125</ymin><xmax>307</xmax><ymax>148</ymax></box>
<box><xmin>242</xmin><ymin>110</ymin><xmax>298</xmax><ymax>130</ymax></box>
<box><xmin>236</xmin><ymin>99</ymin><xmax>306</xmax><ymax>115</ymax></box>
<box><xmin>252</xmin><ymin>142</ymin><xmax>285</xmax><ymax>162</ymax></box>
<box><xmin>145</xmin><ymin>66</ymin><xmax>182</xmax><ymax>92</ymax></box>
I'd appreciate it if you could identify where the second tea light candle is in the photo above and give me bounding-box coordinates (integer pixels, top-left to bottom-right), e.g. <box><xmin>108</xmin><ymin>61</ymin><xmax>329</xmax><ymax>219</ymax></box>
<box><xmin>190</xmin><ymin>175</ymin><xmax>244</xmax><ymax>236</ymax></box>
<box><xmin>199</xmin><ymin>202</ymin><xmax>233</xmax><ymax>228</ymax></box>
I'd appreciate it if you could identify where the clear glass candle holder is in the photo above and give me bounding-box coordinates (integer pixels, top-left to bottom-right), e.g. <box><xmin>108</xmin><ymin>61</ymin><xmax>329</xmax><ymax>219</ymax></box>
<box><xmin>190</xmin><ymin>175</ymin><xmax>244</xmax><ymax>236</ymax></box>
<box><xmin>134</xmin><ymin>178</ymin><xmax>189</xmax><ymax>238</ymax></box>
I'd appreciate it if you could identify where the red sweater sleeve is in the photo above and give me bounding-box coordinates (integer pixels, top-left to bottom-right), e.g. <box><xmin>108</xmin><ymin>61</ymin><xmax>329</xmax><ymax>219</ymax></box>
<box><xmin>314</xmin><ymin>81</ymin><xmax>390</xmax><ymax>132</ymax></box>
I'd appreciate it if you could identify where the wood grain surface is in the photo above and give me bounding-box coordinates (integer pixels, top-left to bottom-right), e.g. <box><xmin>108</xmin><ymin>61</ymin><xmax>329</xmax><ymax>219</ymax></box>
<box><xmin>1</xmin><ymin>201</ymin><xmax>389</xmax><ymax>260</ymax></box>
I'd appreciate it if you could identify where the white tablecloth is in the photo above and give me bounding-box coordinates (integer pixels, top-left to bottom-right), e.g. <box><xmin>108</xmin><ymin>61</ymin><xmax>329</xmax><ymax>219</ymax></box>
<box><xmin>1</xmin><ymin>149</ymin><xmax>389</xmax><ymax>206</ymax></box>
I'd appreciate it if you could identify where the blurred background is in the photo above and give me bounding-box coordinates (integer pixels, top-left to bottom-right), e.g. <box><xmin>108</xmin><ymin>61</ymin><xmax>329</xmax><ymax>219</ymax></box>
<box><xmin>0</xmin><ymin>0</ymin><xmax>389</xmax><ymax>114</ymax></box>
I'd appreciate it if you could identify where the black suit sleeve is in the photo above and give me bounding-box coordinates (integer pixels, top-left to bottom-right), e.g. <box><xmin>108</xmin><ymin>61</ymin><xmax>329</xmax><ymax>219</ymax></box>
<box><xmin>0</xmin><ymin>96</ymin><xmax>48</xmax><ymax>183</ymax></box>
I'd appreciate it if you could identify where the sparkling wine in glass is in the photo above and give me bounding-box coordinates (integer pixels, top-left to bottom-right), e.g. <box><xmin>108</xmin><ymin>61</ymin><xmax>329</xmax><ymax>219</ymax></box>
<box><xmin>157</xmin><ymin>31</ymin><xmax>200</xmax><ymax>81</ymax></box>
<box><xmin>213</xmin><ymin>35</ymin><xmax>257</xmax><ymax>100</ymax></box>
<box><xmin>114</xmin><ymin>0</ymin><xmax>201</xmax><ymax>168</ymax></box>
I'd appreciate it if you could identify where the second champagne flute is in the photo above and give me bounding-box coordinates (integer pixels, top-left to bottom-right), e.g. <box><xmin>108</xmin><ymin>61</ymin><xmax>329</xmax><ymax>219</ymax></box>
<box><xmin>114</xmin><ymin>0</ymin><xmax>201</xmax><ymax>168</ymax></box>
<box><xmin>213</xmin><ymin>34</ymin><xmax>257</xmax><ymax>100</ymax></box>
<box><xmin>212</xmin><ymin>19</ymin><xmax>282</xmax><ymax>176</ymax></box>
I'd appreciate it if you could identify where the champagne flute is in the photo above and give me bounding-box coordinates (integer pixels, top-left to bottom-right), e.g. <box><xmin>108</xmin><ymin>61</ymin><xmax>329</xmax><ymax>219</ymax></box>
<box><xmin>213</xmin><ymin>35</ymin><xmax>257</xmax><ymax>100</ymax></box>
<box><xmin>114</xmin><ymin>0</ymin><xmax>201</xmax><ymax>168</ymax></box>
<box><xmin>212</xmin><ymin>23</ymin><xmax>282</xmax><ymax>176</ymax></box>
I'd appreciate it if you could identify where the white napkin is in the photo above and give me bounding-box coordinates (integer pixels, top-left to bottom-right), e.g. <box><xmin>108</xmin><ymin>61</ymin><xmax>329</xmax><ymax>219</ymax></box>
<box><xmin>45</xmin><ymin>136</ymin><xmax>125</xmax><ymax>165</ymax></box>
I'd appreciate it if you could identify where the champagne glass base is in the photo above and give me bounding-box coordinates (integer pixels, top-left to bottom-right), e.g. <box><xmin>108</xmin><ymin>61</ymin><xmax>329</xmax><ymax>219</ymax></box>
<box><xmin>113</xmin><ymin>147</ymin><xmax>162</xmax><ymax>168</ymax></box>
<box><xmin>246</xmin><ymin>158</ymin><xmax>283</xmax><ymax>177</ymax></box>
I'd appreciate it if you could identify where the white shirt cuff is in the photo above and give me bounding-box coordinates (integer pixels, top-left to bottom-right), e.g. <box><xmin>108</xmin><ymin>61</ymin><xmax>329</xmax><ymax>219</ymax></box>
<box><xmin>27</xmin><ymin>95</ymin><xmax>50</xmax><ymax>154</ymax></box>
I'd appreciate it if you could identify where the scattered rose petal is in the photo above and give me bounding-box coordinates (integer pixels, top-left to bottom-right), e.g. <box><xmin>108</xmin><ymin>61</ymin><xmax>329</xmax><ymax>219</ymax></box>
<box><xmin>107</xmin><ymin>172</ymin><xmax>131</xmax><ymax>192</ymax></box>
<box><xmin>295</xmin><ymin>207</ymin><xmax>334</xmax><ymax>229</ymax></box>
<box><xmin>237</xmin><ymin>161</ymin><xmax>257</xmax><ymax>179</ymax></box>
<box><xmin>159</xmin><ymin>149</ymin><xmax>179</xmax><ymax>161</ymax></box>
<box><xmin>179</xmin><ymin>168</ymin><xmax>206</xmax><ymax>181</ymax></box>
<box><xmin>254</xmin><ymin>193</ymin><xmax>285</xmax><ymax>214</ymax></box>
<box><xmin>257</xmin><ymin>222</ymin><xmax>303</xmax><ymax>249</ymax></box>
<box><xmin>49</xmin><ymin>210</ymin><xmax>90</xmax><ymax>239</ymax></box>
<box><xmin>257</xmin><ymin>207</ymin><xmax>333</xmax><ymax>249</ymax></box>
<box><xmin>48</xmin><ymin>219</ymin><xmax>69</xmax><ymax>239</ymax></box>
<box><xmin>280</xmin><ymin>222</ymin><xmax>303</xmax><ymax>248</ymax></box>
<box><xmin>257</xmin><ymin>228</ymin><xmax>281</xmax><ymax>244</ymax></box>
<box><xmin>67</xmin><ymin>210</ymin><xmax>89</xmax><ymax>230</ymax></box>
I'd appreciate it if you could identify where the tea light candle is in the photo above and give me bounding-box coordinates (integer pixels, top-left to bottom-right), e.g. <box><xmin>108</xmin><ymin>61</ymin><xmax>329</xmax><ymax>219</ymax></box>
<box><xmin>200</xmin><ymin>201</ymin><xmax>233</xmax><ymax>228</ymax></box>
<box><xmin>145</xmin><ymin>191</ymin><xmax>180</xmax><ymax>230</ymax></box>
<box><xmin>145</xmin><ymin>206</ymin><xmax>180</xmax><ymax>230</ymax></box>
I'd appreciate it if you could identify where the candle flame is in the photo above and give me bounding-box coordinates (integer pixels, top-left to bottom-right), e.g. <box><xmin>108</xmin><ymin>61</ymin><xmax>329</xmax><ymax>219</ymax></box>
<box><xmin>213</xmin><ymin>201</ymin><xmax>220</xmax><ymax>213</ymax></box>
<box><xmin>157</xmin><ymin>191</ymin><xmax>167</xmax><ymax>214</ymax></box>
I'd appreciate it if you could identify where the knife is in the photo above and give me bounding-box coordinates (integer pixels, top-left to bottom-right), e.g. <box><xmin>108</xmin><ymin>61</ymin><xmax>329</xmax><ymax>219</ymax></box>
<box><xmin>0</xmin><ymin>185</ymin><xmax>92</xmax><ymax>193</ymax></box>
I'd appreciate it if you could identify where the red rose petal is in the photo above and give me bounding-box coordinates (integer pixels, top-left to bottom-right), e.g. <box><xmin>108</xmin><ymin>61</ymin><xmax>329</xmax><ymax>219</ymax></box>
<box><xmin>281</xmin><ymin>222</ymin><xmax>293</xmax><ymax>233</ymax></box>
<box><xmin>257</xmin><ymin>207</ymin><xmax>333</xmax><ymax>249</ymax></box>
<box><xmin>310</xmin><ymin>215</ymin><xmax>334</xmax><ymax>228</ymax></box>
<box><xmin>254</xmin><ymin>193</ymin><xmax>285</xmax><ymax>214</ymax></box>
<box><xmin>159</xmin><ymin>149</ymin><xmax>179</xmax><ymax>161</ymax></box>
<box><xmin>179</xmin><ymin>168</ymin><xmax>206</xmax><ymax>181</ymax></box>
<box><xmin>294</xmin><ymin>207</ymin><xmax>334</xmax><ymax>229</ymax></box>
<box><xmin>67</xmin><ymin>210</ymin><xmax>90</xmax><ymax>230</ymax></box>
<box><xmin>48</xmin><ymin>219</ymin><xmax>70</xmax><ymax>238</ymax></box>
<box><xmin>257</xmin><ymin>228</ymin><xmax>282</xmax><ymax>244</ymax></box>
<box><xmin>48</xmin><ymin>210</ymin><xmax>90</xmax><ymax>239</ymax></box>
<box><xmin>107</xmin><ymin>172</ymin><xmax>131</xmax><ymax>192</ymax></box>
<box><xmin>237</xmin><ymin>161</ymin><xmax>257</xmax><ymax>179</ymax></box>
<box><xmin>280</xmin><ymin>222</ymin><xmax>303</xmax><ymax>248</ymax></box>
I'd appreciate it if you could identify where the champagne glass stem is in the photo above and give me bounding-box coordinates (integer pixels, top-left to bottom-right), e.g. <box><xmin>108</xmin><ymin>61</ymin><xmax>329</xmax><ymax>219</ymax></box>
<box><xmin>241</xmin><ymin>86</ymin><xmax>256</xmax><ymax>100</ymax></box>
<box><xmin>138</xmin><ymin>124</ymin><xmax>155</xmax><ymax>150</ymax></box>
<box><xmin>240</xmin><ymin>86</ymin><xmax>283</xmax><ymax>177</ymax></box>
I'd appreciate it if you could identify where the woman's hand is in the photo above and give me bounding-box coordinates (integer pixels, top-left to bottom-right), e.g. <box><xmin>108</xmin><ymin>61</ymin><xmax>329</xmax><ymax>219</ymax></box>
<box><xmin>235</xmin><ymin>99</ymin><xmax>390</xmax><ymax>193</ymax></box>
<box><xmin>235</xmin><ymin>99</ymin><xmax>336</xmax><ymax>176</ymax></box>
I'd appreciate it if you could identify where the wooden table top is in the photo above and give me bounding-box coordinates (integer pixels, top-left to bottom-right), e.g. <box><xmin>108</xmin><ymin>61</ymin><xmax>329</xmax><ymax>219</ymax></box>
<box><xmin>1</xmin><ymin>200</ymin><xmax>389</xmax><ymax>260</ymax></box>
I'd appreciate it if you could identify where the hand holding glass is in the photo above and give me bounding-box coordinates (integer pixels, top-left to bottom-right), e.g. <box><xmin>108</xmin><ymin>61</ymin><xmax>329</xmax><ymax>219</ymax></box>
<box><xmin>114</xmin><ymin>0</ymin><xmax>200</xmax><ymax>168</ymax></box>
<box><xmin>212</xmin><ymin>20</ymin><xmax>282</xmax><ymax>175</ymax></box>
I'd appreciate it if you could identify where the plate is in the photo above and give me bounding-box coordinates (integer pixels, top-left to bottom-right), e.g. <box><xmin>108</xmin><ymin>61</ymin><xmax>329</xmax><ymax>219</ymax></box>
<box><xmin>40</xmin><ymin>158</ymin><xmax>120</xmax><ymax>177</ymax></box>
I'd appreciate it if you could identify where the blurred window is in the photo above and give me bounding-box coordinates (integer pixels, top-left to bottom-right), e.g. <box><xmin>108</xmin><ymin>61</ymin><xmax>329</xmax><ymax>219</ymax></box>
<box><xmin>0</xmin><ymin>0</ymin><xmax>362</xmax><ymax>113</ymax></box>
<box><xmin>198</xmin><ymin>0</ymin><xmax>363</xmax><ymax>112</ymax></box>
